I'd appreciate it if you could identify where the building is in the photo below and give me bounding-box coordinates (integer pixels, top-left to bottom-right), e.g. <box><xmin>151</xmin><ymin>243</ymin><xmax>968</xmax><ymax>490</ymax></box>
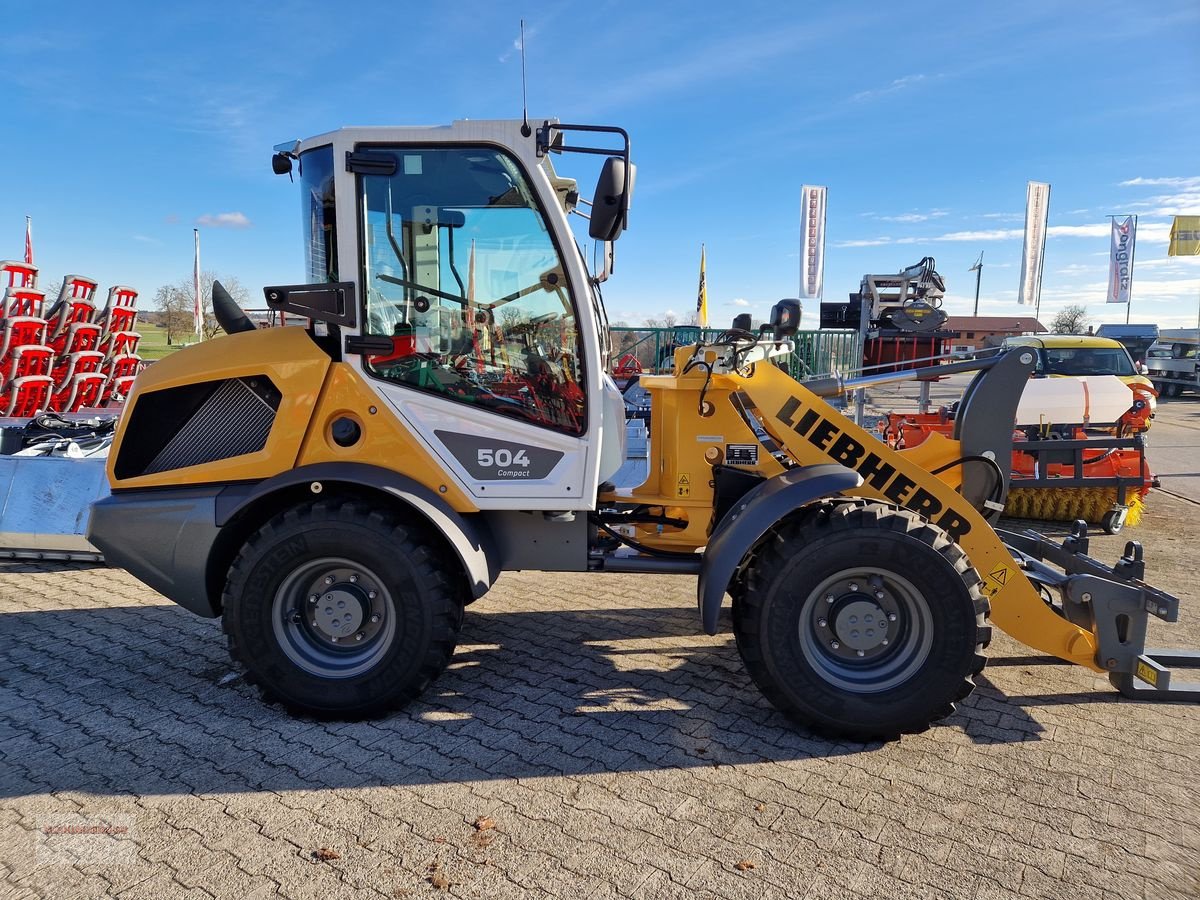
<box><xmin>943</xmin><ymin>316</ymin><xmax>1046</xmax><ymax>353</ymax></box>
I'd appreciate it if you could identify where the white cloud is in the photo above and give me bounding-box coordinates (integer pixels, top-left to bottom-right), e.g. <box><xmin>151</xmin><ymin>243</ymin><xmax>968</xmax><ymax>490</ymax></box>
<box><xmin>1120</xmin><ymin>176</ymin><xmax>1199</xmax><ymax>187</ymax></box>
<box><xmin>729</xmin><ymin>298</ymin><xmax>750</xmax><ymax>307</ymax></box>
<box><xmin>196</xmin><ymin>212</ymin><xmax>251</xmax><ymax>229</ymax></box>
<box><xmin>851</xmin><ymin>74</ymin><xmax>928</xmax><ymax>103</ymax></box>
<box><xmin>834</xmin><ymin>221</ymin><xmax>1174</xmax><ymax>249</ymax></box>
<box><xmin>131</xmin><ymin>234</ymin><xmax>161</xmax><ymax>244</ymax></box>
<box><xmin>872</xmin><ymin>209</ymin><xmax>949</xmax><ymax>223</ymax></box>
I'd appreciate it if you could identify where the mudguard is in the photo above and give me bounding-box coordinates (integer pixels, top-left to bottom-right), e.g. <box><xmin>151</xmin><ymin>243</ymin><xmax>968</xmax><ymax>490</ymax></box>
<box><xmin>215</xmin><ymin>462</ymin><xmax>500</xmax><ymax>599</ymax></box>
<box><xmin>697</xmin><ymin>463</ymin><xmax>863</xmax><ymax>634</ymax></box>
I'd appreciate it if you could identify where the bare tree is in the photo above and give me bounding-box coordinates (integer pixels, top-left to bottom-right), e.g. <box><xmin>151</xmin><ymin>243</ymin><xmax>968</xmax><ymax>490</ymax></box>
<box><xmin>154</xmin><ymin>271</ymin><xmax>251</xmax><ymax>343</ymax></box>
<box><xmin>1049</xmin><ymin>303</ymin><xmax>1090</xmax><ymax>334</ymax></box>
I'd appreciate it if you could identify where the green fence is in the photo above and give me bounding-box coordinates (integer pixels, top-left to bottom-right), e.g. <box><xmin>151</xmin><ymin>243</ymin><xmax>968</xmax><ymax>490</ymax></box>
<box><xmin>608</xmin><ymin>326</ymin><xmax>859</xmax><ymax>380</ymax></box>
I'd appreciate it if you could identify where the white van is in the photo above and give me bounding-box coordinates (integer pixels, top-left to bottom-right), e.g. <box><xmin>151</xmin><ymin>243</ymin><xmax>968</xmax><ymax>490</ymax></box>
<box><xmin>1146</xmin><ymin>330</ymin><xmax>1199</xmax><ymax>398</ymax></box>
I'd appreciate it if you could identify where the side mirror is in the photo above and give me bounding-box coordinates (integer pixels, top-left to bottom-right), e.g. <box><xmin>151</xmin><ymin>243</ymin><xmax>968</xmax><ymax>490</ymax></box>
<box><xmin>589</xmin><ymin>157</ymin><xmax>635</xmax><ymax>242</ymax></box>
<box><xmin>769</xmin><ymin>299</ymin><xmax>803</xmax><ymax>339</ymax></box>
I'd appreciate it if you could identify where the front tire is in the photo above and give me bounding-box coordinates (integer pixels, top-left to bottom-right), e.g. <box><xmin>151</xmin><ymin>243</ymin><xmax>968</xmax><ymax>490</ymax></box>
<box><xmin>734</xmin><ymin>503</ymin><xmax>989</xmax><ymax>741</ymax></box>
<box><xmin>222</xmin><ymin>499</ymin><xmax>465</xmax><ymax>718</ymax></box>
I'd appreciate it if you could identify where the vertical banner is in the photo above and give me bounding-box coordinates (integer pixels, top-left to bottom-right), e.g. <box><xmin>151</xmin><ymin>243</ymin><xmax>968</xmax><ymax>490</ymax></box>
<box><xmin>1018</xmin><ymin>181</ymin><xmax>1050</xmax><ymax>306</ymax></box>
<box><xmin>193</xmin><ymin>228</ymin><xmax>203</xmax><ymax>336</ymax></box>
<box><xmin>24</xmin><ymin>216</ymin><xmax>33</xmax><ymax>265</ymax></box>
<box><xmin>1107</xmin><ymin>215</ymin><xmax>1136</xmax><ymax>303</ymax></box>
<box><xmin>799</xmin><ymin>185</ymin><xmax>827</xmax><ymax>300</ymax></box>
<box><xmin>696</xmin><ymin>244</ymin><xmax>708</xmax><ymax>327</ymax></box>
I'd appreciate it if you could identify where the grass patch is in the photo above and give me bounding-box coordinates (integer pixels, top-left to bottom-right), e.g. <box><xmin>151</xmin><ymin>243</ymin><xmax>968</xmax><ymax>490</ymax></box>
<box><xmin>136</xmin><ymin>323</ymin><xmax>207</xmax><ymax>360</ymax></box>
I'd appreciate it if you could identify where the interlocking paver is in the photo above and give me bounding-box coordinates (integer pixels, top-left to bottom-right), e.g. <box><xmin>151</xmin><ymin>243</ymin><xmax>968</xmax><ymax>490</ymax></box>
<box><xmin>3</xmin><ymin>495</ymin><xmax>1200</xmax><ymax>899</ymax></box>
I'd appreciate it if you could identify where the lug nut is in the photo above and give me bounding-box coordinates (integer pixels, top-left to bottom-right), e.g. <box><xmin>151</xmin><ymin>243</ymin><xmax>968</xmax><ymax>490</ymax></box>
<box><xmin>350</xmin><ymin>574</ymin><xmax>359</xmax><ymax>583</ymax></box>
<box><xmin>888</xmin><ymin>613</ymin><xmax>897</xmax><ymax>622</ymax></box>
<box><xmin>817</xmin><ymin>618</ymin><xmax>827</xmax><ymax>628</ymax></box>
<box><xmin>355</xmin><ymin>633</ymin><xmax>365</xmax><ymax>642</ymax></box>
<box><xmin>290</xmin><ymin>612</ymin><xmax>302</xmax><ymax>624</ymax></box>
<box><xmin>875</xmin><ymin>591</ymin><xmax>885</xmax><ymax>599</ymax></box>
<box><xmin>368</xmin><ymin>591</ymin><xmax>377</xmax><ymax>599</ymax></box>
<box><xmin>881</xmin><ymin>638</ymin><xmax>889</xmax><ymax>646</ymax></box>
<box><xmin>830</xmin><ymin>641</ymin><xmax>840</xmax><ymax>650</ymax></box>
<box><xmin>325</xmin><ymin>576</ymin><xmax>335</xmax><ymax>585</ymax></box>
<box><xmin>849</xmin><ymin>583</ymin><xmax>859</xmax><ymax>592</ymax></box>
<box><xmin>370</xmin><ymin>615</ymin><xmax>380</xmax><ymax>623</ymax></box>
<box><xmin>309</xmin><ymin>595</ymin><xmax>318</xmax><ymax>604</ymax></box>
<box><xmin>331</xmin><ymin>636</ymin><xmax>339</xmax><ymax>643</ymax></box>
<box><xmin>856</xmin><ymin>650</ymin><xmax>865</xmax><ymax>657</ymax></box>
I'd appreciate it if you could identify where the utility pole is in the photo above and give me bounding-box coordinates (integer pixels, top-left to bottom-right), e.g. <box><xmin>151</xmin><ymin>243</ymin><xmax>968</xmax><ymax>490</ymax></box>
<box><xmin>969</xmin><ymin>251</ymin><xmax>984</xmax><ymax>316</ymax></box>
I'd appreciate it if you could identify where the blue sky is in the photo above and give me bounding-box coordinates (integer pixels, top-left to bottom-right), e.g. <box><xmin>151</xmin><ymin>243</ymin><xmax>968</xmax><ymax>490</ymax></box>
<box><xmin>4</xmin><ymin>1</ymin><xmax>1199</xmax><ymax>328</ymax></box>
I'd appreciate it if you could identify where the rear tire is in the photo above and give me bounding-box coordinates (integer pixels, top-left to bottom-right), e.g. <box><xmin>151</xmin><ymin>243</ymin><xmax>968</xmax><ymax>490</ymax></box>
<box><xmin>734</xmin><ymin>503</ymin><xmax>989</xmax><ymax>741</ymax></box>
<box><xmin>222</xmin><ymin>499</ymin><xmax>465</xmax><ymax>719</ymax></box>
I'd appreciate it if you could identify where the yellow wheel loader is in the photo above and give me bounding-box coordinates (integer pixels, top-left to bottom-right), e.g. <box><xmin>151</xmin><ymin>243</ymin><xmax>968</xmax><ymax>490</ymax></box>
<box><xmin>87</xmin><ymin>120</ymin><xmax>1199</xmax><ymax>740</ymax></box>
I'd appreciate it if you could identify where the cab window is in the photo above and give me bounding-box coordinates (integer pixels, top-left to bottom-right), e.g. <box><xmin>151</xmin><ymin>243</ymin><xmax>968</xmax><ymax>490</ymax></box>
<box><xmin>358</xmin><ymin>147</ymin><xmax>584</xmax><ymax>435</ymax></box>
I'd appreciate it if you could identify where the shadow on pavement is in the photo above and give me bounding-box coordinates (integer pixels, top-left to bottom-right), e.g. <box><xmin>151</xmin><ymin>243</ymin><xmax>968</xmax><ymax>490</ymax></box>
<box><xmin>2</xmin><ymin>588</ymin><xmax>1049</xmax><ymax>798</ymax></box>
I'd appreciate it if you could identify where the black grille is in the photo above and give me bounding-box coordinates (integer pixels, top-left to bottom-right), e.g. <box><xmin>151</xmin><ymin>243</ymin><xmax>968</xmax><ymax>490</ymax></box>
<box><xmin>114</xmin><ymin>376</ymin><xmax>280</xmax><ymax>479</ymax></box>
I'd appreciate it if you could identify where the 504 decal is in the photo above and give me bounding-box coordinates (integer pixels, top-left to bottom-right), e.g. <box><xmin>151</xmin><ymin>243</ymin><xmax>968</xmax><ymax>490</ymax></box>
<box><xmin>477</xmin><ymin>448</ymin><xmax>532</xmax><ymax>468</ymax></box>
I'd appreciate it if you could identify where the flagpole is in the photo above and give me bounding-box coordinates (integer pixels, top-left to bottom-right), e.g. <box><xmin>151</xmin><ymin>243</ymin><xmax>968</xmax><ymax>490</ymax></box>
<box><xmin>24</xmin><ymin>216</ymin><xmax>33</xmax><ymax>266</ymax></box>
<box><xmin>193</xmin><ymin>228</ymin><xmax>202</xmax><ymax>337</ymax></box>
<box><xmin>1126</xmin><ymin>214</ymin><xmax>1138</xmax><ymax>325</ymax></box>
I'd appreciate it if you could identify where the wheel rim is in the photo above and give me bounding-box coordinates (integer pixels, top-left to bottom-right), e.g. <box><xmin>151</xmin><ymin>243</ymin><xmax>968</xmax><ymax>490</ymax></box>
<box><xmin>798</xmin><ymin>567</ymin><xmax>934</xmax><ymax>693</ymax></box>
<box><xmin>272</xmin><ymin>556</ymin><xmax>398</xmax><ymax>678</ymax></box>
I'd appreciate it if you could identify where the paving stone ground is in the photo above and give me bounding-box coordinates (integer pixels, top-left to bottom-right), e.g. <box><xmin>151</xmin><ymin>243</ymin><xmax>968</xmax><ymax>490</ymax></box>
<box><xmin>2</xmin><ymin>495</ymin><xmax>1199</xmax><ymax>899</ymax></box>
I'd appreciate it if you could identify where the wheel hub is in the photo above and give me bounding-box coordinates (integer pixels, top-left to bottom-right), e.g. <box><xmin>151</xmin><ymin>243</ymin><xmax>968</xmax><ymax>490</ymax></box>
<box><xmin>273</xmin><ymin>558</ymin><xmax>396</xmax><ymax>677</ymax></box>
<box><xmin>313</xmin><ymin>589</ymin><xmax>366</xmax><ymax>639</ymax></box>
<box><xmin>800</xmin><ymin>567</ymin><xmax>933</xmax><ymax>692</ymax></box>
<box><xmin>833</xmin><ymin>599</ymin><xmax>889</xmax><ymax>652</ymax></box>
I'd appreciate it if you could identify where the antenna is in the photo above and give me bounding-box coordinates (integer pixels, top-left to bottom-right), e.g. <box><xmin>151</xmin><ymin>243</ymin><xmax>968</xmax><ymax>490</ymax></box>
<box><xmin>519</xmin><ymin>20</ymin><xmax>531</xmax><ymax>137</ymax></box>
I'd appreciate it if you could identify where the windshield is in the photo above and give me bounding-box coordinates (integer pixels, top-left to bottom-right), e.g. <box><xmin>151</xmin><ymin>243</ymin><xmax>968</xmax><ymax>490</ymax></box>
<box><xmin>359</xmin><ymin>146</ymin><xmax>585</xmax><ymax>435</ymax></box>
<box><xmin>1039</xmin><ymin>347</ymin><xmax>1135</xmax><ymax>377</ymax></box>
<box><xmin>300</xmin><ymin>145</ymin><xmax>337</xmax><ymax>283</ymax></box>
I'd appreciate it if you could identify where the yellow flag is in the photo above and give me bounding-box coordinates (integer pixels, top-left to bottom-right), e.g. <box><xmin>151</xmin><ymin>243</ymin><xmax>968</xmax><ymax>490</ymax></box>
<box><xmin>696</xmin><ymin>244</ymin><xmax>708</xmax><ymax>327</ymax></box>
<box><xmin>1168</xmin><ymin>216</ymin><xmax>1200</xmax><ymax>256</ymax></box>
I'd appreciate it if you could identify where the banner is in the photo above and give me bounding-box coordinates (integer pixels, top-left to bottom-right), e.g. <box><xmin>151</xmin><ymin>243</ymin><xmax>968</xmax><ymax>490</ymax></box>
<box><xmin>1107</xmin><ymin>215</ymin><xmax>1136</xmax><ymax>303</ymax></box>
<box><xmin>696</xmin><ymin>244</ymin><xmax>708</xmax><ymax>327</ymax></box>
<box><xmin>1018</xmin><ymin>181</ymin><xmax>1050</xmax><ymax>306</ymax></box>
<box><xmin>193</xmin><ymin>228</ymin><xmax>203</xmax><ymax>335</ymax></box>
<box><xmin>799</xmin><ymin>185</ymin><xmax>827</xmax><ymax>300</ymax></box>
<box><xmin>1168</xmin><ymin>215</ymin><xmax>1200</xmax><ymax>256</ymax></box>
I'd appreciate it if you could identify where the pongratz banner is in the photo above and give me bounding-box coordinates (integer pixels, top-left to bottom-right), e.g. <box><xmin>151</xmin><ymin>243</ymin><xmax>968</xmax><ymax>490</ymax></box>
<box><xmin>1018</xmin><ymin>181</ymin><xmax>1050</xmax><ymax>306</ymax></box>
<box><xmin>1107</xmin><ymin>215</ymin><xmax>1136</xmax><ymax>304</ymax></box>
<box><xmin>799</xmin><ymin>185</ymin><xmax>827</xmax><ymax>300</ymax></box>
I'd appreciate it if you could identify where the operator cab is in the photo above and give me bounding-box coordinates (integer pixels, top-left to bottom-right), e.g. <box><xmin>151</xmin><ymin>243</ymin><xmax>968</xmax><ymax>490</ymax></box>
<box><xmin>267</xmin><ymin>121</ymin><xmax>635</xmax><ymax>507</ymax></box>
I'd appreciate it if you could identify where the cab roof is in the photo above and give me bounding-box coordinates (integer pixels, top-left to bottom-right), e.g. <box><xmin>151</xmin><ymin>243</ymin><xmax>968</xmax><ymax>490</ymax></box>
<box><xmin>1004</xmin><ymin>335</ymin><xmax>1125</xmax><ymax>350</ymax></box>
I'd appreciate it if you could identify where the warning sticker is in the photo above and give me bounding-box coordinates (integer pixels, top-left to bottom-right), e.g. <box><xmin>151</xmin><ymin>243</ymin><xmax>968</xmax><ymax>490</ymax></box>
<box><xmin>676</xmin><ymin>473</ymin><xmax>691</xmax><ymax>498</ymax></box>
<box><xmin>1136</xmin><ymin>660</ymin><xmax>1159</xmax><ymax>687</ymax></box>
<box><xmin>986</xmin><ymin>564</ymin><xmax>1011</xmax><ymax>587</ymax></box>
<box><xmin>725</xmin><ymin>444</ymin><xmax>759</xmax><ymax>466</ymax></box>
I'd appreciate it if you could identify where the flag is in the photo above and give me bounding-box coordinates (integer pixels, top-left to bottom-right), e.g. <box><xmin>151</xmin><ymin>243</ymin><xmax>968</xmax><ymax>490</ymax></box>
<box><xmin>696</xmin><ymin>244</ymin><xmax>708</xmax><ymax>327</ymax></box>
<box><xmin>1169</xmin><ymin>215</ymin><xmax>1200</xmax><ymax>256</ymax></box>
<box><xmin>1018</xmin><ymin>181</ymin><xmax>1050</xmax><ymax>306</ymax></box>
<box><xmin>193</xmin><ymin>229</ymin><xmax>203</xmax><ymax>336</ymax></box>
<box><xmin>799</xmin><ymin>185</ymin><xmax>827</xmax><ymax>300</ymax></box>
<box><xmin>1107</xmin><ymin>215</ymin><xmax>1136</xmax><ymax>303</ymax></box>
<box><xmin>24</xmin><ymin>216</ymin><xmax>33</xmax><ymax>265</ymax></box>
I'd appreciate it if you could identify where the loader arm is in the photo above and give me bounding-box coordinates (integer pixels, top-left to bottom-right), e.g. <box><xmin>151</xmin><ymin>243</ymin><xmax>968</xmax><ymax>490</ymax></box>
<box><xmin>720</xmin><ymin>359</ymin><xmax>1105</xmax><ymax>672</ymax></box>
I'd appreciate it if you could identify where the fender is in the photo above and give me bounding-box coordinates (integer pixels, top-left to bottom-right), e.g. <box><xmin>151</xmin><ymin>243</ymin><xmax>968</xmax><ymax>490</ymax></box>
<box><xmin>215</xmin><ymin>462</ymin><xmax>500</xmax><ymax>599</ymax></box>
<box><xmin>697</xmin><ymin>463</ymin><xmax>863</xmax><ymax>634</ymax></box>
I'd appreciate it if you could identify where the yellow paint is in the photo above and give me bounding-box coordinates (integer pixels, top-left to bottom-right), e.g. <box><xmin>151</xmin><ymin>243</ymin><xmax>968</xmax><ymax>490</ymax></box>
<box><xmin>295</xmin><ymin>362</ymin><xmax>477</xmax><ymax>512</ymax></box>
<box><xmin>108</xmin><ymin>327</ymin><xmax>331</xmax><ymax>489</ymax></box>
<box><xmin>619</xmin><ymin>348</ymin><xmax>1102</xmax><ymax>673</ymax></box>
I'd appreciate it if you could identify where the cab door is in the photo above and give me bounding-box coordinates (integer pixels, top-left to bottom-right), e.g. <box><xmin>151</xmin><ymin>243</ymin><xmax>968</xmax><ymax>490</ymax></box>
<box><xmin>344</xmin><ymin>141</ymin><xmax>595</xmax><ymax>509</ymax></box>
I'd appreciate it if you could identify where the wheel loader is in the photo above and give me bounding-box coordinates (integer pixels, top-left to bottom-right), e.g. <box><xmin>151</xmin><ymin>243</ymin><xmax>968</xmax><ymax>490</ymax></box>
<box><xmin>87</xmin><ymin>119</ymin><xmax>1199</xmax><ymax>740</ymax></box>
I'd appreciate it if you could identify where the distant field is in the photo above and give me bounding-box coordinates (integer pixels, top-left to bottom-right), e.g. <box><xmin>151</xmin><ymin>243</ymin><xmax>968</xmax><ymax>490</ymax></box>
<box><xmin>137</xmin><ymin>323</ymin><xmax>199</xmax><ymax>360</ymax></box>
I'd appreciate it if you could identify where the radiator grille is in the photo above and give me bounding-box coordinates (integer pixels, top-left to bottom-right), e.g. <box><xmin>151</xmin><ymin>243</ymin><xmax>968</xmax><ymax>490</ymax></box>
<box><xmin>142</xmin><ymin>378</ymin><xmax>277</xmax><ymax>475</ymax></box>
